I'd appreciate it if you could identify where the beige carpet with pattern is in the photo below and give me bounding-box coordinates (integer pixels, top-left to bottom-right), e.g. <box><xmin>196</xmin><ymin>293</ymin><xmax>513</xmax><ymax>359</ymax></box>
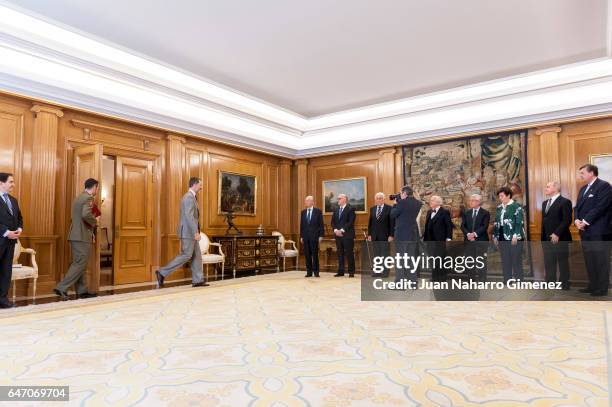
<box><xmin>1</xmin><ymin>271</ymin><xmax>610</xmax><ymax>406</ymax></box>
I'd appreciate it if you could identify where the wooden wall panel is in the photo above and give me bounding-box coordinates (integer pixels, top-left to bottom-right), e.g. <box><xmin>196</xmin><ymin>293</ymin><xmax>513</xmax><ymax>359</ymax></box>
<box><xmin>303</xmin><ymin>149</ymin><xmax>402</xmax><ymax>238</ymax></box>
<box><xmin>2</xmin><ymin>87</ymin><xmax>612</xmax><ymax>297</ymax></box>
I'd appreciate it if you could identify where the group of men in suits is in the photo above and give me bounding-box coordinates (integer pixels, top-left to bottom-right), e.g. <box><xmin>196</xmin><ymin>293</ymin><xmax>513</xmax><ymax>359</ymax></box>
<box><xmin>0</xmin><ymin>162</ymin><xmax>610</xmax><ymax>308</ymax></box>
<box><xmin>537</xmin><ymin>164</ymin><xmax>611</xmax><ymax>295</ymax></box>
<box><xmin>297</xmin><ymin>165</ymin><xmax>611</xmax><ymax>296</ymax></box>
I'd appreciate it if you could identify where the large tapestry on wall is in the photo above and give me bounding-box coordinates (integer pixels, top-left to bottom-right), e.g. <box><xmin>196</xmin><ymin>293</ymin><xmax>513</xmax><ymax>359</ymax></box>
<box><xmin>402</xmin><ymin>130</ymin><xmax>528</xmax><ymax>240</ymax></box>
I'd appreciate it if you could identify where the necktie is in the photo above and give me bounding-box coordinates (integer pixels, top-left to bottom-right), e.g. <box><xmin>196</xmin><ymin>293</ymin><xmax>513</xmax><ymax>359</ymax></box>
<box><xmin>307</xmin><ymin>208</ymin><xmax>311</xmax><ymax>223</ymax></box>
<box><xmin>471</xmin><ymin>209</ymin><xmax>477</xmax><ymax>230</ymax></box>
<box><xmin>545</xmin><ymin>199</ymin><xmax>552</xmax><ymax>214</ymax></box>
<box><xmin>2</xmin><ymin>194</ymin><xmax>13</xmax><ymax>216</ymax></box>
<box><xmin>339</xmin><ymin>206</ymin><xmax>343</xmax><ymax>217</ymax></box>
<box><xmin>376</xmin><ymin>206</ymin><xmax>382</xmax><ymax>220</ymax></box>
<box><xmin>583</xmin><ymin>184</ymin><xmax>591</xmax><ymax>197</ymax></box>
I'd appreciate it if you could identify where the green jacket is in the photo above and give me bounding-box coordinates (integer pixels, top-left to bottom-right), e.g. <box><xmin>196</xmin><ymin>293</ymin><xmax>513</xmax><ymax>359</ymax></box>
<box><xmin>68</xmin><ymin>192</ymin><xmax>97</xmax><ymax>242</ymax></box>
<box><xmin>493</xmin><ymin>200</ymin><xmax>525</xmax><ymax>241</ymax></box>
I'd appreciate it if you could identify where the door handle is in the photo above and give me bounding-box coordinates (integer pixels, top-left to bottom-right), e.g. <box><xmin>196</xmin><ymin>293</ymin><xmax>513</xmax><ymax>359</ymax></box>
<box><xmin>115</xmin><ymin>227</ymin><xmax>120</xmax><ymax>238</ymax></box>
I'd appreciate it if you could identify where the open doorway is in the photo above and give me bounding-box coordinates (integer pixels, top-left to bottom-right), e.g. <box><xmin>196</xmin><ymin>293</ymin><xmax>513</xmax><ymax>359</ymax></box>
<box><xmin>99</xmin><ymin>155</ymin><xmax>115</xmax><ymax>286</ymax></box>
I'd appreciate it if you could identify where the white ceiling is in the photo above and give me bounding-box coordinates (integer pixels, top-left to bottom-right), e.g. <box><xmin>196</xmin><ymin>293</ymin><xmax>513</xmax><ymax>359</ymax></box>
<box><xmin>6</xmin><ymin>0</ymin><xmax>609</xmax><ymax>117</ymax></box>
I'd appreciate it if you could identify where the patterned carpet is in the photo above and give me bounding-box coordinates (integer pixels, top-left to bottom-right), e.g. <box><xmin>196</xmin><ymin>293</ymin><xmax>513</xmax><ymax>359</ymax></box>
<box><xmin>0</xmin><ymin>271</ymin><xmax>610</xmax><ymax>406</ymax></box>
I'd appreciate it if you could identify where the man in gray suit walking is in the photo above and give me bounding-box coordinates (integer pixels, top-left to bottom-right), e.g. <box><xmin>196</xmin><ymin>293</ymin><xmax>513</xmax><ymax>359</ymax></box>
<box><xmin>156</xmin><ymin>177</ymin><xmax>208</xmax><ymax>288</ymax></box>
<box><xmin>54</xmin><ymin>178</ymin><xmax>100</xmax><ymax>300</ymax></box>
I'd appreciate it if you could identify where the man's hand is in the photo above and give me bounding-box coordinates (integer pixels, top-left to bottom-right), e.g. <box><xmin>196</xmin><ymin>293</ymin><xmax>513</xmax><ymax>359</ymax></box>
<box><xmin>6</xmin><ymin>231</ymin><xmax>19</xmax><ymax>239</ymax></box>
<box><xmin>575</xmin><ymin>219</ymin><xmax>585</xmax><ymax>230</ymax></box>
<box><xmin>511</xmin><ymin>236</ymin><xmax>518</xmax><ymax>245</ymax></box>
<box><xmin>467</xmin><ymin>232</ymin><xmax>475</xmax><ymax>241</ymax></box>
<box><xmin>367</xmin><ymin>235</ymin><xmax>372</xmax><ymax>241</ymax></box>
<box><xmin>318</xmin><ymin>237</ymin><xmax>323</xmax><ymax>242</ymax></box>
<box><xmin>195</xmin><ymin>233</ymin><xmax>201</xmax><ymax>241</ymax></box>
<box><xmin>550</xmin><ymin>233</ymin><xmax>559</xmax><ymax>244</ymax></box>
<box><xmin>300</xmin><ymin>238</ymin><xmax>303</xmax><ymax>244</ymax></box>
<box><xmin>334</xmin><ymin>229</ymin><xmax>343</xmax><ymax>237</ymax></box>
<box><xmin>493</xmin><ymin>238</ymin><xmax>498</xmax><ymax>247</ymax></box>
<box><xmin>388</xmin><ymin>236</ymin><xmax>394</xmax><ymax>242</ymax></box>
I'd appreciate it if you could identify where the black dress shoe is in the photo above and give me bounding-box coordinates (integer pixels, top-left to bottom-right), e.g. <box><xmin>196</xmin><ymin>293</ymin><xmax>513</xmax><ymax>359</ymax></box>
<box><xmin>155</xmin><ymin>270</ymin><xmax>165</xmax><ymax>288</ymax></box>
<box><xmin>305</xmin><ymin>274</ymin><xmax>312</xmax><ymax>278</ymax></box>
<box><xmin>192</xmin><ymin>282</ymin><xmax>210</xmax><ymax>287</ymax></box>
<box><xmin>578</xmin><ymin>288</ymin><xmax>593</xmax><ymax>293</ymax></box>
<box><xmin>77</xmin><ymin>292</ymin><xmax>98</xmax><ymax>299</ymax></box>
<box><xmin>0</xmin><ymin>301</ymin><xmax>15</xmax><ymax>309</ymax></box>
<box><xmin>349</xmin><ymin>275</ymin><xmax>355</xmax><ymax>278</ymax></box>
<box><xmin>561</xmin><ymin>283</ymin><xmax>570</xmax><ymax>291</ymax></box>
<box><xmin>590</xmin><ymin>291</ymin><xmax>608</xmax><ymax>297</ymax></box>
<box><xmin>334</xmin><ymin>273</ymin><xmax>345</xmax><ymax>277</ymax></box>
<box><xmin>53</xmin><ymin>288</ymin><xmax>69</xmax><ymax>301</ymax></box>
<box><xmin>314</xmin><ymin>274</ymin><xmax>320</xmax><ymax>278</ymax></box>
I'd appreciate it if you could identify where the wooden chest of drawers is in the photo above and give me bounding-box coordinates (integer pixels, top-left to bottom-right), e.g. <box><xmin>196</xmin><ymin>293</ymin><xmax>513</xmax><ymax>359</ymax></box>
<box><xmin>211</xmin><ymin>235</ymin><xmax>279</xmax><ymax>278</ymax></box>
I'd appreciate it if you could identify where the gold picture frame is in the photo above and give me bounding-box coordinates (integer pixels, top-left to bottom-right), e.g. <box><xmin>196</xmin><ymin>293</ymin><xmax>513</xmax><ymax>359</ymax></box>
<box><xmin>218</xmin><ymin>170</ymin><xmax>257</xmax><ymax>216</ymax></box>
<box><xmin>589</xmin><ymin>153</ymin><xmax>612</xmax><ymax>182</ymax></box>
<box><xmin>322</xmin><ymin>176</ymin><xmax>367</xmax><ymax>214</ymax></box>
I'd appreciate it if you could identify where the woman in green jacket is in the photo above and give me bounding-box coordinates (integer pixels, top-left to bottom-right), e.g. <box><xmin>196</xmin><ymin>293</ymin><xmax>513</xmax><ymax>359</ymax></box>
<box><xmin>493</xmin><ymin>186</ymin><xmax>525</xmax><ymax>282</ymax></box>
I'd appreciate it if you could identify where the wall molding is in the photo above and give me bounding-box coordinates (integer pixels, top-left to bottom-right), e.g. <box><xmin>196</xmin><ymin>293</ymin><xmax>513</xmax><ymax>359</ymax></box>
<box><xmin>1</xmin><ymin>4</ymin><xmax>612</xmax><ymax>158</ymax></box>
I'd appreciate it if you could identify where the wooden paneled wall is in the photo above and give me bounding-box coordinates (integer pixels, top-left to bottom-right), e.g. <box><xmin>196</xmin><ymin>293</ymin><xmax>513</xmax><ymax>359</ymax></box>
<box><xmin>291</xmin><ymin>148</ymin><xmax>402</xmax><ymax>239</ymax></box>
<box><xmin>0</xmin><ymin>92</ymin><xmax>290</xmax><ymax>296</ymax></box>
<box><xmin>1</xmin><ymin>89</ymin><xmax>611</xmax><ymax>296</ymax></box>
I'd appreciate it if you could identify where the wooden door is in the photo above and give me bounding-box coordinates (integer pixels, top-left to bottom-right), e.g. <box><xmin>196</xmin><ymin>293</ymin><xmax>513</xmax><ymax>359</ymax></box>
<box><xmin>113</xmin><ymin>156</ymin><xmax>153</xmax><ymax>284</ymax></box>
<box><xmin>73</xmin><ymin>144</ymin><xmax>103</xmax><ymax>292</ymax></box>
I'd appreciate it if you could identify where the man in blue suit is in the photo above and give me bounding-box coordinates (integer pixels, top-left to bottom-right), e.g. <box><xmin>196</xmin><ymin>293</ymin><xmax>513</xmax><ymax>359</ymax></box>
<box><xmin>300</xmin><ymin>196</ymin><xmax>324</xmax><ymax>277</ymax></box>
<box><xmin>331</xmin><ymin>194</ymin><xmax>356</xmax><ymax>277</ymax></box>
<box><xmin>574</xmin><ymin>164</ymin><xmax>612</xmax><ymax>296</ymax></box>
<box><xmin>390</xmin><ymin>185</ymin><xmax>422</xmax><ymax>283</ymax></box>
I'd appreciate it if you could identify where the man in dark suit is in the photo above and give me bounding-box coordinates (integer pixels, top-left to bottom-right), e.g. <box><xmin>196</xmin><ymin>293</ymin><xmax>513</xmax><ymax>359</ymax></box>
<box><xmin>300</xmin><ymin>195</ymin><xmax>324</xmax><ymax>277</ymax></box>
<box><xmin>460</xmin><ymin>194</ymin><xmax>490</xmax><ymax>280</ymax></box>
<box><xmin>574</xmin><ymin>164</ymin><xmax>612</xmax><ymax>296</ymax></box>
<box><xmin>541</xmin><ymin>181</ymin><xmax>573</xmax><ymax>289</ymax></box>
<box><xmin>367</xmin><ymin>192</ymin><xmax>394</xmax><ymax>277</ymax></box>
<box><xmin>390</xmin><ymin>185</ymin><xmax>422</xmax><ymax>282</ymax></box>
<box><xmin>0</xmin><ymin>173</ymin><xmax>23</xmax><ymax>308</ymax></box>
<box><xmin>423</xmin><ymin>195</ymin><xmax>453</xmax><ymax>281</ymax></box>
<box><xmin>331</xmin><ymin>193</ymin><xmax>356</xmax><ymax>277</ymax></box>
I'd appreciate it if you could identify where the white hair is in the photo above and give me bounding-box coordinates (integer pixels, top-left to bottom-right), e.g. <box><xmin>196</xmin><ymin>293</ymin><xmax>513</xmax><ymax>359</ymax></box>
<box><xmin>430</xmin><ymin>195</ymin><xmax>443</xmax><ymax>204</ymax></box>
<box><xmin>547</xmin><ymin>181</ymin><xmax>561</xmax><ymax>191</ymax></box>
<box><xmin>338</xmin><ymin>193</ymin><xmax>347</xmax><ymax>200</ymax></box>
<box><xmin>305</xmin><ymin>195</ymin><xmax>314</xmax><ymax>201</ymax></box>
<box><xmin>470</xmin><ymin>194</ymin><xmax>482</xmax><ymax>201</ymax></box>
<box><xmin>374</xmin><ymin>192</ymin><xmax>385</xmax><ymax>199</ymax></box>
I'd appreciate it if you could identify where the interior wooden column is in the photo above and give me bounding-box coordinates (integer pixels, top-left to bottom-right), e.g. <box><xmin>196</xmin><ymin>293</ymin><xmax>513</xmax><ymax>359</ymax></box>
<box><xmin>536</xmin><ymin>126</ymin><xmax>562</xmax><ymax>188</ymax></box>
<box><xmin>295</xmin><ymin>159</ymin><xmax>309</xmax><ymax>235</ymax></box>
<box><xmin>164</xmin><ymin>134</ymin><xmax>186</xmax><ymax>265</ymax></box>
<box><xmin>30</xmin><ymin>104</ymin><xmax>63</xmax><ymax>235</ymax></box>
<box><xmin>394</xmin><ymin>146</ymin><xmax>404</xmax><ymax>192</ymax></box>
<box><xmin>278</xmin><ymin>159</ymin><xmax>292</xmax><ymax>235</ymax></box>
<box><xmin>27</xmin><ymin>104</ymin><xmax>63</xmax><ymax>296</ymax></box>
<box><xmin>378</xmin><ymin>148</ymin><xmax>396</xmax><ymax>202</ymax></box>
<box><xmin>532</xmin><ymin>125</ymin><xmax>562</xmax><ymax>237</ymax></box>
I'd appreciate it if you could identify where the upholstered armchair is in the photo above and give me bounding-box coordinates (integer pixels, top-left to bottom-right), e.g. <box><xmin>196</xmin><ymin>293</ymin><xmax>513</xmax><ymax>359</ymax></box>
<box><xmin>198</xmin><ymin>232</ymin><xmax>225</xmax><ymax>280</ymax></box>
<box><xmin>271</xmin><ymin>231</ymin><xmax>298</xmax><ymax>272</ymax></box>
<box><xmin>11</xmin><ymin>239</ymin><xmax>38</xmax><ymax>303</ymax></box>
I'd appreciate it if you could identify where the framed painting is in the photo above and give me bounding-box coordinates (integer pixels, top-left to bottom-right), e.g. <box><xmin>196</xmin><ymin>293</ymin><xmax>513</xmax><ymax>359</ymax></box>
<box><xmin>218</xmin><ymin>170</ymin><xmax>257</xmax><ymax>216</ymax></box>
<box><xmin>322</xmin><ymin>177</ymin><xmax>367</xmax><ymax>214</ymax></box>
<box><xmin>590</xmin><ymin>153</ymin><xmax>612</xmax><ymax>181</ymax></box>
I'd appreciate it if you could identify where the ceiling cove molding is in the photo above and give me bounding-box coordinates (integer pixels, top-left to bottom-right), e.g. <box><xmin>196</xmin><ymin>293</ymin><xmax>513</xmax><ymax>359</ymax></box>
<box><xmin>0</xmin><ymin>4</ymin><xmax>612</xmax><ymax>158</ymax></box>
